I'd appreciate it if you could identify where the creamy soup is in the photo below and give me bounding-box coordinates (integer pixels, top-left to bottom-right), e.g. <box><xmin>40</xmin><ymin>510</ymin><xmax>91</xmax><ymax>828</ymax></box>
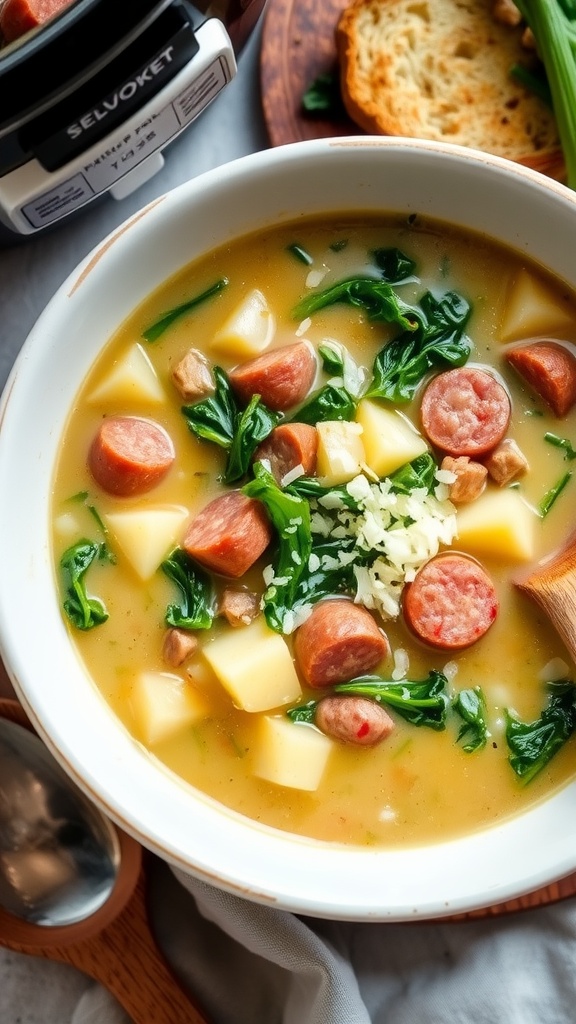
<box><xmin>51</xmin><ymin>213</ymin><xmax>576</xmax><ymax>848</ymax></box>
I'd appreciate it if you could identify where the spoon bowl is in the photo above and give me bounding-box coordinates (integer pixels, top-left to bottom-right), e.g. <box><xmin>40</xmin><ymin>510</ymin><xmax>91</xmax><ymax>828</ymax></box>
<box><xmin>0</xmin><ymin>698</ymin><xmax>210</xmax><ymax>1024</ymax></box>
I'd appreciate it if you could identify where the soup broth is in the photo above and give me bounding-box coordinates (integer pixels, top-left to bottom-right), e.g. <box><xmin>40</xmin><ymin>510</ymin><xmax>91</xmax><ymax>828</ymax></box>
<box><xmin>51</xmin><ymin>212</ymin><xmax>576</xmax><ymax>848</ymax></box>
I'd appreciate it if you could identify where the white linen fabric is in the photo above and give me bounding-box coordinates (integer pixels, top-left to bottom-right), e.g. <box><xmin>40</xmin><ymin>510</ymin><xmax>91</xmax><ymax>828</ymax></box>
<box><xmin>38</xmin><ymin>859</ymin><xmax>572</xmax><ymax>1024</ymax></box>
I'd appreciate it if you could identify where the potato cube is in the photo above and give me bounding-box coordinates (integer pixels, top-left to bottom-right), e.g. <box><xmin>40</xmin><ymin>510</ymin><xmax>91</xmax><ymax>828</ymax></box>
<box><xmin>356</xmin><ymin>399</ymin><xmax>428</xmax><ymax>478</ymax></box>
<box><xmin>131</xmin><ymin>671</ymin><xmax>207</xmax><ymax>746</ymax></box>
<box><xmin>105</xmin><ymin>506</ymin><xmax>189</xmax><ymax>580</ymax></box>
<box><xmin>203</xmin><ymin>616</ymin><xmax>301</xmax><ymax>712</ymax></box>
<box><xmin>455</xmin><ymin>487</ymin><xmax>536</xmax><ymax>562</ymax></box>
<box><xmin>210</xmin><ymin>289</ymin><xmax>276</xmax><ymax>358</ymax></box>
<box><xmin>500</xmin><ymin>269</ymin><xmax>575</xmax><ymax>342</ymax></box>
<box><xmin>87</xmin><ymin>344</ymin><xmax>165</xmax><ymax>405</ymax></box>
<box><xmin>253</xmin><ymin>715</ymin><xmax>333</xmax><ymax>791</ymax></box>
<box><xmin>316</xmin><ymin>420</ymin><xmax>366</xmax><ymax>484</ymax></box>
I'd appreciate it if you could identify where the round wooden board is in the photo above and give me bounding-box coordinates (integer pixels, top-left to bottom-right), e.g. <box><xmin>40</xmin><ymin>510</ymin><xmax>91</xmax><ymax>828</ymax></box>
<box><xmin>260</xmin><ymin>0</ymin><xmax>358</xmax><ymax>147</ymax></box>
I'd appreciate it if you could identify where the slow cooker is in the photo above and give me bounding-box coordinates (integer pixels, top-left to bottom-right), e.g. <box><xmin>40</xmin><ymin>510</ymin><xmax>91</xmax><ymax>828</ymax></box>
<box><xmin>0</xmin><ymin>0</ymin><xmax>266</xmax><ymax>235</ymax></box>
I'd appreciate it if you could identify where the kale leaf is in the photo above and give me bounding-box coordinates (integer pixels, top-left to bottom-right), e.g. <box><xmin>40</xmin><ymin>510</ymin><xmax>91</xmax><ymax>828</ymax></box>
<box><xmin>60</xmin><ymin>540</ymin><xmax>109</xmax><ymax>631</ymax></box>
<box><xmin>505</xmin><ymin>680</ymin><xmax>576</xmax><ymax>783</ymax></box>
<box><xmin>161</xmin><ymin>549</ymin><xmax>214</xmax><ymax>630</ymax></box>
<box><xmin>453</xmin><ymin>687</ymin><xmax>489</xmax><ymax>753</ymax></box>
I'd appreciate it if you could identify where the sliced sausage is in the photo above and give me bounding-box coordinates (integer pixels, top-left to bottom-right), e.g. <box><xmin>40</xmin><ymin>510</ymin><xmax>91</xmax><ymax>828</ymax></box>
<box><xmin>183</xmin><ymin>491</ymin><xmax>273</xmax><ymax>578</ymax></box>
<box><xmin>171</xmin><ymin>348</ymin><xmax>214</xmax><ymax>402</ymax></box>
<box><xmin>315</xmin><ymin>695</ymin><xmax>394</xmax><ymax>746</ymax></box>
<box><xmin>441</xmin><ymin>455</ymin><xmax>487</xmax><ymax>504</ymax></box>
<box><xmin>293</xmin><ymin>599</ymin><xmax>390</xmax><ymax>688</ymax></box>
<box><xmin>505</xmin><ymin>340</ymin><xmax>576</xmax><ymax>417</ymax></box>
<box><xmin>0</xmin><ymin>0</ymin><xmax>71</xmax><ymax>42</ymax></box>
<box><xmin>229</xmin><ymin>342</ymin><xmax>316</xmax><ymax>411</ymax></box>
<box><xmin>484</xmin><ymin>438</ymin><xmax>529</xmax><ymax>486</ymax></box>
<box><xmin>403</xmin><ymin>553</ymin><xmax>498</xmax><ymax>650</ymax></box>
<box><xmin>88</xmin><ymin>416</ymin><xmax>175</xmax><ymax>496</ymax></box>
<box><xmin>218</xmin><ymin>587</ymin><xmax>260</xmax><ymax>626</ymax></box>
<box><xmin>254</xmin><ymin>422</ymin><xmax>318</xmax><ymax>482</ymax></box>
<box><xmin>420</xmin><ymin>367</ymin><xmax>511</xmax><ymax>457</ymax></box>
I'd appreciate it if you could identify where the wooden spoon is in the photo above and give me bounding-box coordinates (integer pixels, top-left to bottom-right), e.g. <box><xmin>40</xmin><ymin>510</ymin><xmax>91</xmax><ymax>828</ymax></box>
<box><xmin>0</xmin><ymin>698</ymin><xmax>210</xmax><ymax>1024</ymax></box>
<box><xmin>515</xmin><ymin>529</ymin><xmax>576</xmax><ymax>665</ymax></box>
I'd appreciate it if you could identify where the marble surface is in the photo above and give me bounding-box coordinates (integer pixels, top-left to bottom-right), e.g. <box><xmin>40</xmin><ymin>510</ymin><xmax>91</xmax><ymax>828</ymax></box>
<box><xmin>0</xmin><ymin>20</ymin><xmax>268</xmax><ymax>1023</ymax></box>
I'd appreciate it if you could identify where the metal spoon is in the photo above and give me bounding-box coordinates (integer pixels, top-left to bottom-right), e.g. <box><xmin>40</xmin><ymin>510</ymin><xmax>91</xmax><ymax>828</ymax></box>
<box><xmin>0</xmin><ymin>698</ymin><xmax>210</xmax><ymax>1024</ymax></box>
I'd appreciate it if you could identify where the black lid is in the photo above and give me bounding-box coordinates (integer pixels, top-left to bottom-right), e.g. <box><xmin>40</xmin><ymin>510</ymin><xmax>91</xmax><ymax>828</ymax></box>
<box><xmin>0</xmin><ymin>0</ymin><xmax>174</xmax><ymax>133</ymax></box>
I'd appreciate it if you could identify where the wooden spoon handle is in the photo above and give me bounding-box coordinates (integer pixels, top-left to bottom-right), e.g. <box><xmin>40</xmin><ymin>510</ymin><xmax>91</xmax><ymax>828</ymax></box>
<box><xmin>1</xmin><ymin>865</ymin><xmax>210</xmax><ymax>1024</ymax></box>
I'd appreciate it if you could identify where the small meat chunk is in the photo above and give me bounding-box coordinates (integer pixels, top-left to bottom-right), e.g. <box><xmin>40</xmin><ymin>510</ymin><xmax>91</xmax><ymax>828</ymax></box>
<box><xmin>492</xmin><ymin>0</ymin><xmax>522</xmax><ymax>26</ymax></box>
<box><xmin>219</xmin><ymin>588</ymin><xmax>260</xmax><ymax>627</ymax></box>
<box><xmin>172</xmin><ymin>348</ymin><xmax>215</xmax><ymax>401</ymax></box>
<box><xmin>162</xmin><ymin>628</ymin><xmax>199</xmax><ymax>667</ymax></box>
<box><xmin>316</xmin><ymin>695</ymin><xmax>394</xmax><ymax>746</ymax></box>
<box><xmin>484</xmin><ymin>438</ymin><xmax>529</xmax><ymax>486</ymax></box>
<box><xmin>441</xmin><ymin>455</ymin><xmax>487</xmax><ymax>503</ymax></box>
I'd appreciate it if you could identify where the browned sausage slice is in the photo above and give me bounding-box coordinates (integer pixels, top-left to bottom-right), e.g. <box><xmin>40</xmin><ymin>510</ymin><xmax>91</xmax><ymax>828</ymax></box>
<box><xmin>254</xmin><ymin>422</ymin><xmax>318</xmax><ymax>482</ymax></box>
<box><xmin>403</xmin><ymin>553</ymin><xmax>498</xmax><ymax>650</ymax></box>
<box><xmin>420</xmin><ymin>367</ymin><xmax>510</xmax><ymax>457</ymax></box>
<box><xmin>88</xmin><ymin>416</ymin><xmax>175</xmax><ymax>496</ymax></box>
<box><xmin>0</xmin><ymin>0</ymin><xmax>72</xmax><ymax>42</ymax></box>
<box><xmin>229</xmin><ymin>342</ymin><xmax>316</xmax><ymax>411</ymax></box>
<box><xmin>183</xmin><ymin>491</ymin><xmax>273</xmax><ymax>578</ymax></box>
<box><xmin>293</xmin><ymin>599</ymin><xmax>389</xmax><ymax>688</ymax></box>
<box><xmin>315</xmin><ymin>695</ymin><xmax>394</xmax><ymax>746</ymax></box>
<box><xmin>505</xmin><ymin>340</ymin><xmax>576</xmax><ymax>417</ymax></box>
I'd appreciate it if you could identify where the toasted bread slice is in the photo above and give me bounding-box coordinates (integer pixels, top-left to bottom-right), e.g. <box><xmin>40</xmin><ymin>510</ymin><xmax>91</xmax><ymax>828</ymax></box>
<box><xmin>336</xmin><ymin>0</ymin><xmax>563</xmax><ymax>175</ymax></box>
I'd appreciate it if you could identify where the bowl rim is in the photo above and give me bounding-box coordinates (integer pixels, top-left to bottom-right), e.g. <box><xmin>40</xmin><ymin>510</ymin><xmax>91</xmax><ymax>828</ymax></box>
<box><xmin>2</xmin><ymin>135</ymin><xmax>576</xmax><ymax>922</ymax></box>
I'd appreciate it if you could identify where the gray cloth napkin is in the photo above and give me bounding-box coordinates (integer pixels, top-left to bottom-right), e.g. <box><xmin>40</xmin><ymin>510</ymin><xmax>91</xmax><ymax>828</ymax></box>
<box><xmin>62</xmin><ymin>860</ymin><xmax>576</xmax><ymax>1024</ymax></box>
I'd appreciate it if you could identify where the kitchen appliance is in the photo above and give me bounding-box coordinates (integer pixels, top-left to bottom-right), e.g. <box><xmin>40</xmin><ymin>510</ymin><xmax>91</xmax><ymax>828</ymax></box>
<box><xmin>0</xmin><ymin>0</ymin><xmax>265</xmax><ymax>235</ymax></box>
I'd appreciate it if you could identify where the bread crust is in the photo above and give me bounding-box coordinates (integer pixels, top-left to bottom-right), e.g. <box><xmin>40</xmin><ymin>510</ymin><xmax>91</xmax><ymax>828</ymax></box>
<box><xmin>336</xmin><ymin>0</ymin><xmax>563</xmax><ymax>175</ymax></box>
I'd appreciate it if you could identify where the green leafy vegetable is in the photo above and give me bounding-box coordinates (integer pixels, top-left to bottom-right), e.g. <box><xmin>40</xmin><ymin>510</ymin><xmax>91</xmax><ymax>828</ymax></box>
<box><xmin>301</xmin><ymin>72</ymin><xmax>345</xmax><ymax>116</ymax></box>
<box><xmin>544</xmin><ymin>431</ymin><xmax>576</xmax><ymax>460</ymax></box>
<box><xmin>509</xmin><ymin>61</ymin><xmax>553</xmax><ymax>104</ymax></box>
<box><xmin>539</xmin><ymin>470</ymin><xmax>572</xmax><ymax>516</ymax></box>
<box><xmin>453</xmin><ymin>687</ymin><xmax>489</xmax><ymax>753</ymax></box>
<box><xmin>292</xmin><ymin>276</ymin><xmax>419</xmax><ymax>329</ymax></box>
<box><xmin>287</xmin><ymin>476</ymin><xmax>360</xmax><ymax>510</ymax></box>
<box><xmin>287</xmin><ymin>672</ymin><xmax>449</xmax><ymax>730</ymax></box>
<box><xmin>60</xmin><ymin>540</ymin><xmax>109</xmax><ymax>631</ymax></box>
<box><xmin>318</xmin><ymin>343</ymin><xmax>345</xmax><ymax>375</ymax></box>
<box><xmin>506</xmin><ymin>681</ymin><xmax>576</xmax><ymax>783</ymax></box>
<box><xmin>142</xmin><ymin>278</ymin><xmax>228</xmax><ymax>343</ymax></box>
<box><xmin>292</xmin><ymin>383</ymin><xmax>357</xmax><ymax>424</ymax></box>
<box><xmin>513</xmin><ymin>0</ymin><xmax>576</xmax><ymax>189</ymax></box>
<box><xmin>366</xmin><ymin>290</ymin><xmax>472</xmax><ymax>403</ymax></box>
<box><xmin>286</xmin><ymin>243</ymin><xmax>313</xmax><ymax>265</ymax></box>
<box><xmin>243</xmin><ymin>461</ymin><xmax>312</xmax><ymax>632</ymax></box>
<box><xmin>333</xmin><ymin>671</ymin><xmax>450</xmax><ymax>729</ymax></box>
<box><xmin>181</xmin><ymin>367</ymin><xmax>279</xmax><ymax>483</ymax></box>
<box><xmin>388</xmin><ymin>452</ymin><xmax>438</xmax><ymax>493</ymax></box>
<box><xmin>161</xmin><ymin>549</ymin><xmax>214</xmax><ymax>630</ymax></box>
<box><xmin>369</xmin><ymin>247</ymin><xmax>416</xmax><ymax>282</ymax></box>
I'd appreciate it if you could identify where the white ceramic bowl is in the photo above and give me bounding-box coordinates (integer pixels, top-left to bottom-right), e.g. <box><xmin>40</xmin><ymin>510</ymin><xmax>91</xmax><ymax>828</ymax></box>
<box><xmin>2</xmin><ymin>137</ymin><xmax>576</xmax><ymax>922</ymax></box>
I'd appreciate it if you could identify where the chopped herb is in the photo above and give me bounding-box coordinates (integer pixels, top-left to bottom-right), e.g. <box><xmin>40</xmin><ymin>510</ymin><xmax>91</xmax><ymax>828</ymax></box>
<box><xmin>318</xmin><ymin>343</ymin><xmax>345</xmax><ymax>375</ymax></box>
<box><xmin>509</xmin><ymin>61</ymin><xmax>553</xmax><ymax>104</ymax></box>
<box><xmin>453</xmin><ymin>687</ymin><xmax>489</xmax><ymax>753</ymax></box>
<box><xmin>292</xmin><ymin>383</ymin><xmax>357</xmax><ymax>424</ymax></box>
<box><xmin>506</xmin><ymin>680</ymin><xmax>576</xmax><ymax>783</ymax></box>
<box><xmin>142</xmin><ymin>278</ymin><xmax>228</xmax><ymax>343</ymax></box>
<box><xmin>539</xmin><ymin>470</ymin><xmax>572</xmax><ymax>516</ymax></box>
<box><xmin>544</xmin><ymin>431</ymin><xmax>576</xmax><ymax>460</ymax></box>
<box><xmin>286</xmin><ymin>243</ymin><xmax>313</xmax><ymax>266</ymax></box>
<box><xmin>161</xmin><ymin>549</ymin><xmax>214</xmax><ymax>630</ymax></box>
<box><xmin>59</xmin><ymin>540</ymin><xmax>109</xmax><ymax>631</ymax></box>
<box><xmin>67</xmin><ymin>490</ymin><xmax>89</xmax><ymax>503</ymax></box>
<box><xmin>301</xmin><ymin>71</ymin><xmax>345</xmax><ymax>116</ymax></box>
<box><xmin>369</xmin><ymin>247</ymin><xmax>416</xmax><ymax>283</ymax></box>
